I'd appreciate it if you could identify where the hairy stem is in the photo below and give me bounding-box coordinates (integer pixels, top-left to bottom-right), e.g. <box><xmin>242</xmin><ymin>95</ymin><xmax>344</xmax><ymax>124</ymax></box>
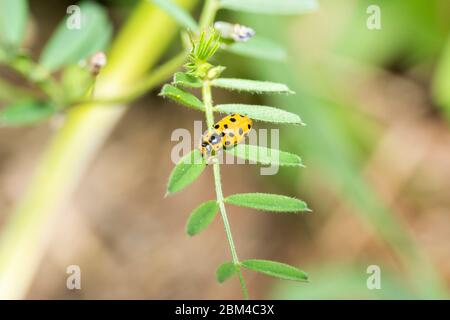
<box><xmin>202</xmin><ymin>80</ymin><xmax>249</xmax><ymax>300</ymax></box>
<box><xmin>81</xmin><ymin>51</ymin><xmax>187</xmax><ymax>105</ymax></box>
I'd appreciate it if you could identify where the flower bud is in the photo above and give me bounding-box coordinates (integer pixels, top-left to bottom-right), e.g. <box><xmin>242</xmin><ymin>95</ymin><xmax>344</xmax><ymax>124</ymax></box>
<box><xmin>88</xmin><ymin>51</ymin><xmax>107</xmax><ymax>76</ymax></box>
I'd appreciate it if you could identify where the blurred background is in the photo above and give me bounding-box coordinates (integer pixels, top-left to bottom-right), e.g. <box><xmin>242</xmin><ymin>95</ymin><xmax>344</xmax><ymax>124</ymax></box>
<box><xmin>0</xmin><ymin>0</ymin><xmax>449</xmax><ymax>299</ymax></box>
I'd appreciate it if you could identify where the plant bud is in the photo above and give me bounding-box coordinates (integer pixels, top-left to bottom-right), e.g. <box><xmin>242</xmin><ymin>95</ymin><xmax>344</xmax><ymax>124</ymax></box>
<box><xmin>214</xmin><ymin>21</ymin><xmax>255</xmax><ymax>42</ymax></box>
<box><xmin>88</xmin><ymin>51</ymin><xmax>107</xmax><ymax>76</ymax></box>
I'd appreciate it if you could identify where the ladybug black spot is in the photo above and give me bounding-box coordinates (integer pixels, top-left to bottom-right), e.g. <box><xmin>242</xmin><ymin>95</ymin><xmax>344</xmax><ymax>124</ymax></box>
<box><xmin>230</xmin><ymin>117</ymin><xmax>236</xmax><ymax>122</ymax></box>
<box><xmin>228</xmin><ymin>132</ymin><xmax>234</xmax><ymax>138</ymax></box>
<box><xmin>225</xmin><ymin>141</ymin><xmax>231</xmax><ymax>145</ymax></box>
<box><xmin>214</xmin><ymin>124</ymin><xmax>220</xmax><ymax>129</ymax></box>
<box><xmin>248</xmin><ymin>124</ymin><xmax>251</xmax><ymax>129</ymax></box>
<box><xmin>224</xmin><ymin>124</ymin><xmax>228</xmax><ymax>129</ymax></box>
<box><xmin>221</xmin><ymin>132</ymin><xmax>225</xmax><ymax>137</ymax></box>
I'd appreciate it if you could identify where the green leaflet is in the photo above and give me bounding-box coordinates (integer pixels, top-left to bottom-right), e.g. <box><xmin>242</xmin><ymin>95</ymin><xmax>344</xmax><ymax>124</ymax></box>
<box><xmin>39</xmin><ymin>2</ymin><xmax>112</xmax><ymax>71</ymax></box>
<box><xmin>220</xmin><ymin>0</ymin><xmax>318</xmax><ymax>15</ymax></box>
<box><xmin>225</xmin><ymin>144</ymin><xmax>303</xmax><ymax>167</ymax></box>
<box><xmin>0</xmin><ymin>0</ymin><xmax>28</xmax><ymax>48</ymax></box>
<box><xmin>211</xmin><ymin>78</ymin><xmax>294</xmax><ymax>94</ymax></box>
<box><xmin>172</xmin><ymin>72</ymin><xmax>203</xmax><ymax>88</ymax></box>
<box><xmin>224</xmin><ymin>193</ymin><xmax>310</xmax><ymax>213</ymax></box>
<box><xmin>216</xmin><ymin>262</ymin><xmax>237</xmax><ymax>283</ymax></box>
<box><xmin>166</xmin><ymin>149</ymin><xmax>206</xmax><ymax>194</ymax></box>
<box><xmin>226</xmin><ymin>36</ymin><xmax>287</xmax><ymax>62</ymax></box>
<box><xmin>241</xmin><ymin>259</ymin><xmax>308</xmax><ymax>282</ymax></box>
<box><xmin>152</xmin><ymin>0</ymin><xmax>198</xmax><ymax>31</ymax></box>
<box><xmin>186</xmin><ymin>200</ymin><xmax>219</xmax><ymax>236</ymax></box>
<box><xmin>159</xmin><ymin>84</ymin><xmax>205</xmax><ymax>110</ymax></box>
<box><xmin>0</xmin><ymin>100</ymin><xmax>56</xmax><ymax>126</ymax></box>
<box><xmin>215</xmin><ymin>104</ymin><xmax>303</xmax><ymax>125</ymax></box>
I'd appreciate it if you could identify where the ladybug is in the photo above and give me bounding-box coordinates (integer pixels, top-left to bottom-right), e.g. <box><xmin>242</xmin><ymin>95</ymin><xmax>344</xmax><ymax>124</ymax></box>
<box><xmin>200</xmin><ymin>114</ymin><xmax>253</xmax><ymax>158</ymax></box>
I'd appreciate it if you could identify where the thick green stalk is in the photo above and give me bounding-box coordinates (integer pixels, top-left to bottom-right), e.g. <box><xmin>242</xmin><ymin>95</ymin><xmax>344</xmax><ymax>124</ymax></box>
<box><xmin>0</xmin><ymin>0</ymin><xmax>198</xmax><ymax>299</ymax></box>
<box><xmin>202</xmin><ymin>80</ymin><xmax>249</xmax><ymax>299</ymax></box>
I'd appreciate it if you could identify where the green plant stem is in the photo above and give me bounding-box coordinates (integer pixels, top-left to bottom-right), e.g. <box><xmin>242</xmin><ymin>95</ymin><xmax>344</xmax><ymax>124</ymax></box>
<box><xmin>199</xmin><ymin>0</ymin><xmax>219</xmax><ymax>30</ymax></box>
<box><xmin>202</xmin><ymin>80</ymin><xmax>249</xmax><ymax>300</ymax></box>
<box><xmin>79</xmin><ymin>51</ymin><xmax>187</xmax><ymax>105</ymax></box>
<box><xmin>0</xmin><ymin>0</ymin><xmax>199</xmax><ymax>299</ymax></box>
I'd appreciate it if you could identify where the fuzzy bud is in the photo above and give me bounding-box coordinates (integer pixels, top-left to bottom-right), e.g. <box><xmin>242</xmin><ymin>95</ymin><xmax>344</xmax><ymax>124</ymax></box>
<box><xmin>88</xmin><ymin>51</ymin><xmax>107</xmax><ymax>76</ymax></box>
<box><xmin>214</xmin><ymin>21</ymin><xmax>255</xmax><ymax>42</ymax></box>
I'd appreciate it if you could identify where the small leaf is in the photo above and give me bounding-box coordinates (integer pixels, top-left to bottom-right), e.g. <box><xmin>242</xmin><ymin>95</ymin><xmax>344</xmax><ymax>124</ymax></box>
<box><xmin>226</xmin><ymin>36</ymin><xmax>287</xmax><ymax>62</ymax></box>
<box><xmin>215</xmin><ymin>104</ymin><xmax>304</xmax><ymax>125</ymax></box>
<box><xmin>212</xmin><ymin>78</ymin><xmax>294</xmax><ymax>94</ymax></box>
<box><xmin>241</xmin><ymin>259</ymin><xmax>308</xmax><ymax>282</ymax></box>
<box><xmin>167</xmin><ymin>149</ymin><xmax>206</xmax><ymax>194</ymax></box>
<box><xmin>0</xmin><ymin>0</ymin><xmax>28</xmax><ymax>47</ymax></box>
<box><xmin>173</xmin><ymin>72</ymin><xmax>203</xmax><ymax>88</ymax></box>
<box><xmin>151</xmin><ymin>0</ymin><xmax>198</xmax><ymax>31</ymax></box>
<box><xmin>39</xmin><ymin>2</ymin><xmax>112</xmax><ymax>71</ymax></box>
<box><xmin>216</xmin><ymin>262</ymin><xmax>237</xmax><ymax>283</ymax></box>
<box><xmin>224</xmin><ymin>193</ymin><xmax>310</xmax><ymax>213</ymax></box>
<box><xmin>186</xmin><ymin>200</ymin><xmax>219</xmax><ymax>236</ymax></box>
<box><xmin>61</xmin><ymin>65</ymin><xmax>94</xmax><ymax>103</ymax></box>
<box><xmin>0</xmin><ymin>100</ymin><xmax>56</xmax><ymax>126</ymax></box>
<box><xmin>226</xmin><ymin>144</ymin><xmax>303</xmax><ymax>167</ymax></box>
<box><xmin>159</xmin><ymin>84</ymin><xmax>204</xmax><ymax>110</ymax></box>
<box><xmin>220</xmin><ymin>0</ymin><xmax>318</xmax><ymax>15</ymax></box>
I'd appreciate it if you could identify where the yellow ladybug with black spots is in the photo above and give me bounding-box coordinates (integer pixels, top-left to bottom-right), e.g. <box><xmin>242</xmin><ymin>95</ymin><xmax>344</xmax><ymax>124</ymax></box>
<box><xmin>200</xmin><ymin>114</ymin><xmax>253</xmax><ymax>158</ymax></box>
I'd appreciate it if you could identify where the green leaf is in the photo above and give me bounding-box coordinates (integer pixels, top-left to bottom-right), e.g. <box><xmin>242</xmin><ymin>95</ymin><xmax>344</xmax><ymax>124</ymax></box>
<box><xmin>212</xmin><ymin>78</ymin><xmax>294</xmax><ymax>94</ymax></box>
<box><xmin>61</xmin><ymin>65</ymin><xmax>94</xmax><ymax>103</ymax></box>
<box><xmin>220</xmin><ymin>0</ymin><xmax>318</xmax><ymax>15</ymax></box>
<box><xmin>186</xmin><ymin>200</ymin><xmax>219</xmax><ymax>236</ymax></box>
<box><xmin>226</xmin><ymin>36</ymin><xmax>287</xmax><ymax>62</ymax></box>
<box><xmin>172</xmin><ymin>72</ymin><xmax>203</xmax><ymax>88</ymax></box>
<box><xmin>241</xmin><ymin>259</ymin><xmax>308</xmax><ymax>282</ymax></box>
<box><xmin>216</xmin><ymin>262</ymin><xmax>237</xmax><ymax>283</ymax></box>
<box><xmin>39</xmin><ymin>2</ymin><xmax>112</xmax><ymax>71</ymax></box>
<box><xmin>151</xmin><ymin>0</ymin><xmax>198</xmax><ymax>31</ymax></box>
<box><xmin>215</xmin><ymin>104</ymin><xmax>304</xmax><ymax>125</ymax></box>
<box><xmin>159</xmin><ymin>84</ymin><xmax>204</xmax><ymax>110</ymax></box>
<box><xmin>224</xmin><ymin>193</ymin><xmax>310</xmax><ymax>213</ymax></box>
<box><xmin>0</xmin><ymin>100</ymin><xmax>56</xmax><ymax>126</ymax></box>
<box><xmin>226</xmin><ymin>144</ymin><xmax>304</xmax><ymax>167</ymax></box>
<box><xmin>0</xmin><ymin>0</ymin><xmax>28</xmax><ymax>47</ymax></box>
<box><xmin>167</xmin><ymin>149</ymin><xmax>206</xmax><ymax>195</ymax></box>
